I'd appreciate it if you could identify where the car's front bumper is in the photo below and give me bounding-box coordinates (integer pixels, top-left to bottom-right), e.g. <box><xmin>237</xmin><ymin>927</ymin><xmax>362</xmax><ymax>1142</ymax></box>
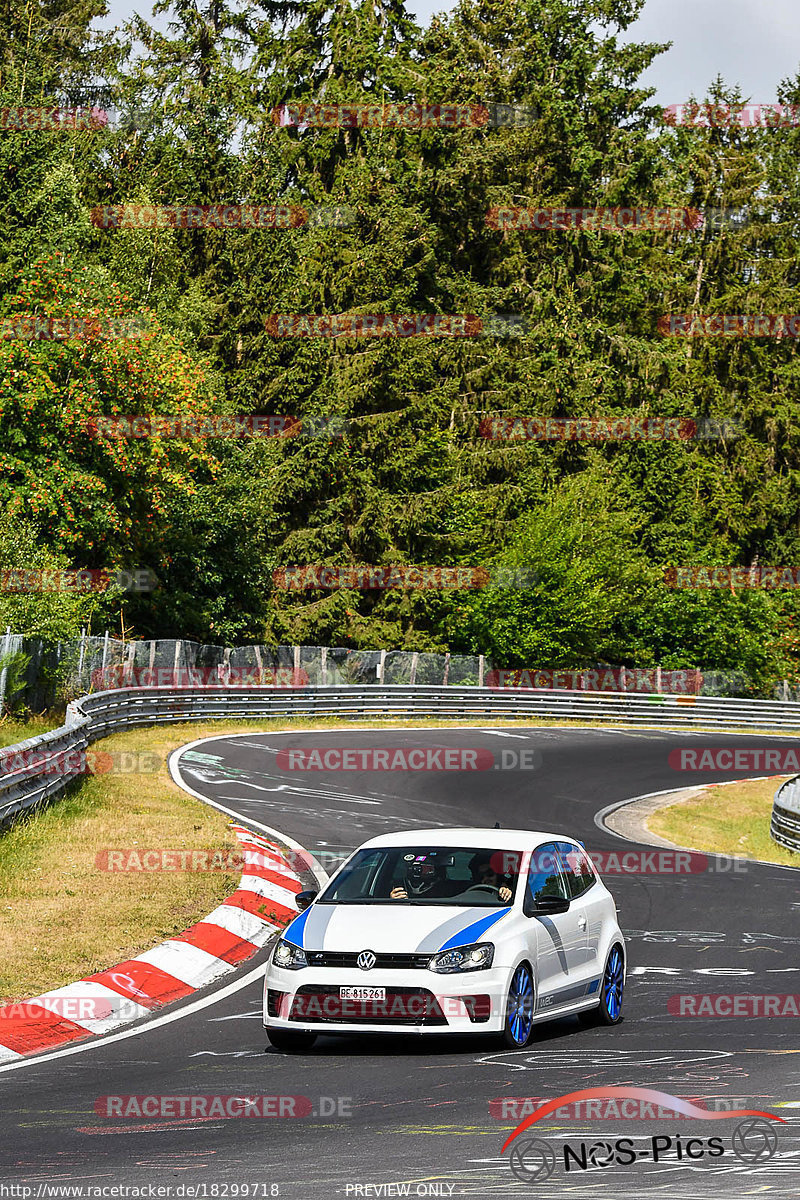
<box><xmin>263</xmin><ymin>965</ymin><xmax>511</xmax><ymax>1035</ymax></box>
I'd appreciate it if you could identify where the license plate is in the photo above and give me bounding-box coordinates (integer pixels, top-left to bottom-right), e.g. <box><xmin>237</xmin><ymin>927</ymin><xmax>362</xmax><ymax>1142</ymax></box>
<box><xmin>339</xmin><ymin>986</ymin><xmax>386</xmax><ymax>1000</ymax></box>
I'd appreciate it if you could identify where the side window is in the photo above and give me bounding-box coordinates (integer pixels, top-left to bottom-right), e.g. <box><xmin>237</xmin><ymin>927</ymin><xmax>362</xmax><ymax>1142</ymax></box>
<box><xmin>524</xmin><ymin>843</ymin><xmax>568</xmax><ymax>915</ymax></box>
<box><xmin>557</xmin><ymin>842</ymin><xmax>596</xmax><ymax>898</ymax></box>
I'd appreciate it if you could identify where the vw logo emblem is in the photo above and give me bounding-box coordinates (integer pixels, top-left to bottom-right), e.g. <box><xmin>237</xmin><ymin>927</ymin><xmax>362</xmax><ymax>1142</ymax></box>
<box><xmin>357</xmin><ymin>950</ymin><xmax>377</xmax><ymax>971</ymax></box>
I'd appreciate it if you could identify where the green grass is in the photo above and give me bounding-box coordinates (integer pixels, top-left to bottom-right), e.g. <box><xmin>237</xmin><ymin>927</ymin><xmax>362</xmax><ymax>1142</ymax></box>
<box><xmin>648</xmin><ymin>776</ymin><xmax>800</xmax><ymax>868</ymax></box>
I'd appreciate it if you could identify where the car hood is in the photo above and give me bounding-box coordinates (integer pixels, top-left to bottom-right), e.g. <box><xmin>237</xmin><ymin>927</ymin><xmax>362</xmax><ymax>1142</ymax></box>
<box><xmin>281</xmin><ymin>902</ymin><xmax>512</xmax><ymax>955</ymax></box>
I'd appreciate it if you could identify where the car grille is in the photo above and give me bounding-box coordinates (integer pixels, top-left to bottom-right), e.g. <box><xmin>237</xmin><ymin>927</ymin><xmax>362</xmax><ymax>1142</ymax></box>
<box><xmin>289</xmin><ymin>986</ymin><xmax>447</xmax><ymax>1025</ymax></box>
<box><xmin>305</xmin><ymin>951</ymin><xmax>432</xmax><ymax>969</ymax></box>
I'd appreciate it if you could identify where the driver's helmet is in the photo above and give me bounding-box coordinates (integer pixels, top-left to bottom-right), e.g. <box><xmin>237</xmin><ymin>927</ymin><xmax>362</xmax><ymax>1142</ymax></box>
<box><xmin>403</xmin><ymin>854</ymin><xmax>447</xmax><ymax>895</ymax></box>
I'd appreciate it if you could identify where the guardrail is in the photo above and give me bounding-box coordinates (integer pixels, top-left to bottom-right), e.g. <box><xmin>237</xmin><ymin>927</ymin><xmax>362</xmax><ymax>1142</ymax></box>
<box><xmin>0</xmin><ymin>701</ymin><xmax>91</xmax><ymax>827</ymax></box>
<box><xmin>3</xmin><ymin>684</ymin><xmax>800</xmax><ymax>835</ymax></box>
<box><xmin>771</xmin><ymin>776</ymin><xmax>800</xmax><ymax>852</ymax></box>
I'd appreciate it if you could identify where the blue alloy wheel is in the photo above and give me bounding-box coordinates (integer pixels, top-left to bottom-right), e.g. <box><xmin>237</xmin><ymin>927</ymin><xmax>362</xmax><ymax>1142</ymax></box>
<box><xmin>599</xmin><ymin>945</ymin><xmax>624</xmax><ymax>1025</ymax></box>
<box><xmin>502</xmin><ymin>963</ymin><xmax>535</xmax><ymax>1048</ymax></box>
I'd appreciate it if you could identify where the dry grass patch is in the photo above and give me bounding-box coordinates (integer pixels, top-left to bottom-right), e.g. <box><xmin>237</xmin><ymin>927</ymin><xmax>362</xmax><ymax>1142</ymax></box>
<box><xmin>0</xmin><ymin>723</ymin><xmax>247</xmax><ymax>1002</ymax></box>
<box><xmin>648</xmin><ymin>776</ymin><xmax>800</xmax><ymax>869</ymax></box>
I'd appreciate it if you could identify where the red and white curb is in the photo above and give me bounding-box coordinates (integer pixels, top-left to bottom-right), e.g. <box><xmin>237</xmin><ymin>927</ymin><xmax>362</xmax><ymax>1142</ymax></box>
<box><xmin>0</xmin><ymin>824</ymin><xmax>302</xmax><ymax>1062</ymax></box>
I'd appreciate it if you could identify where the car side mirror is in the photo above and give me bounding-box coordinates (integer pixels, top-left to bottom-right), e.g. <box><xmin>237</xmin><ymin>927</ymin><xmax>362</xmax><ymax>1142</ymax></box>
<box><xmin>532</xmin><ymin>894</ymin><xmax>570</xmax><ymax>916</ymax></box>
<box><xmin>295</xmin><ymin>889</ymin><xmax>318</xmax><ymax>912</ymax></box>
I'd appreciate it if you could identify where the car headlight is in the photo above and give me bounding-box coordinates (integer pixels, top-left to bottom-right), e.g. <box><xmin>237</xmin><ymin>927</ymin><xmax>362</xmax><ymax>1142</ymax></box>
<box><xmin>428</xmin><ymin>942</ymin><xmax>494</xmax><ymax>974</ymax></box>
<box><xmin>272</xmin><ymin>939</ymin><xmax>308</xmax><ymax>970</ymax></box>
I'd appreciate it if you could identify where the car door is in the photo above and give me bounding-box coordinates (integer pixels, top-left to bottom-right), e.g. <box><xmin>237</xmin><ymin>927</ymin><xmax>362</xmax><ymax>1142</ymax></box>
<box><xmin>557</xmin><ymin>841</ymin><xmax>606</xmax><ymax>991</ymax></box>
<box><xmin>524</xmin><ymin>842</ymin><xmax>586</xmax><ymax>1014</ymax></box>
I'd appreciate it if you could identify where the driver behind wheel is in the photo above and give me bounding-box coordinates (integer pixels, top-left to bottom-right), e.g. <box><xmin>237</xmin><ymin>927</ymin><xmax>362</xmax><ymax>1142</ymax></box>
<box><xmin>468</xmin><ymin>853</ymin><xmax>513</xmax><ymax>902</ymax></box>
<box><xmin>389</xmin><ymin>854</ymin><xmax>462</xmax><ymax>900</ymax></box>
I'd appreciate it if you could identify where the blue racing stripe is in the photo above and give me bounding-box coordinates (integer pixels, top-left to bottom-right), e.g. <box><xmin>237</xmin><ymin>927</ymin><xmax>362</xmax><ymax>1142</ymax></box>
<box><xmin>438</xmin><ymin>908</ymin><xmax>509</xmax><ymax>951</ymax></box>
<box><xmin>282</xmin><ymin>906</ymin><xmax>312</xmax><ymax>948</ymax></box>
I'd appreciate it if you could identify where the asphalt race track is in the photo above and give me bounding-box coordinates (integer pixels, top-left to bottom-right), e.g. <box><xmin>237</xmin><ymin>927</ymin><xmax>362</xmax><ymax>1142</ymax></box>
<box><xmin>2</xmin><ymin>725</ymin><xmax>799</xmax><ymax>1197</ymax></box>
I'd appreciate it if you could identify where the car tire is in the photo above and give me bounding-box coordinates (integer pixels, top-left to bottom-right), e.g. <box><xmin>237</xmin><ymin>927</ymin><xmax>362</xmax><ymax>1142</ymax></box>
<box><xmin>501</xmin><ymin>962</ymin><xmax>535</xmax><ymax>1048</ymax></box>
<box><xmin>596</xmin><ymin>944</ymin><xmax>625</xmax><ymax>1025</ymax></box>
<box><xmin>266</xmin><ymin>1029</ymin><xmax>317</xmax><ymax>1053</ymax></box>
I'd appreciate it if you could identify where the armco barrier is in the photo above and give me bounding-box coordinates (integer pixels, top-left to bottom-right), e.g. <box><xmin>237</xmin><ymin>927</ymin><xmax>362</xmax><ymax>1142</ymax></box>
<box><xmin>771</xmin><ymin>776</ymin><xmax>800</xmax><ymax>852</ymax></box>
<box><xmin>0</xmin><ymin>701</ymin><xmax>91</xmax><ymax>827</ymax></box>
<box><xmin>3</xmin><ymin>684</ymin><xmax>800</xmax><ymax>832</ymax></box>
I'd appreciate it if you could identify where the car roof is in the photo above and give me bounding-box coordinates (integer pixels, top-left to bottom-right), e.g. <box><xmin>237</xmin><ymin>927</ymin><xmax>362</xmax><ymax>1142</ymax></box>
<box><xmin>357</xmin><ymin>828</ymin><xmax>580</xmax><ymax>851</ymax></box>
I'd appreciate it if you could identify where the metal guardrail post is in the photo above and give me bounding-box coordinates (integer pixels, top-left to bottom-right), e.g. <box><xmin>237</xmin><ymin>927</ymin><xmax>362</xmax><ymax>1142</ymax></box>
<box><xmin>101</xmin><ymin>630</ymin><xmax>110</xmax><ymax>678</ymax></box>
<box><xmin>0</xmin><ymin>626</ymin><xmax>10</xmax><ymax>712</ymax></box>
<box><xmin>76</xmin><ymin>628</ymin><xmax>87</xmax><ymax>688</ymax></box>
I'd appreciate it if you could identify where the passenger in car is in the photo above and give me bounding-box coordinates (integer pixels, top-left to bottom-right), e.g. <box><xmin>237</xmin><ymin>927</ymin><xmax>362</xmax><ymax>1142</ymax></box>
<box><xmin>468</xmin><ymin>854</ymin><xmax>513</xmax><ymax>902</ymax></box>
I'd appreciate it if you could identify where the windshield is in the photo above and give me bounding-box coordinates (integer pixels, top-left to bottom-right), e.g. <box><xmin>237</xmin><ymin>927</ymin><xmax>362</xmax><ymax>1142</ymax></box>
<box><xmin>318</xmin><ymin>846</ymin><xmax>522</xmax><ymax>906</ymax></box>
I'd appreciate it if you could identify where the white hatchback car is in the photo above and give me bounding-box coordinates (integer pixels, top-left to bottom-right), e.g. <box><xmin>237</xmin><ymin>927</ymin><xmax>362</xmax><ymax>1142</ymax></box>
<box><xmin>263</xmin><ymin>827</ymin><xmax>626</xmax><ymax>1051</ymax></box>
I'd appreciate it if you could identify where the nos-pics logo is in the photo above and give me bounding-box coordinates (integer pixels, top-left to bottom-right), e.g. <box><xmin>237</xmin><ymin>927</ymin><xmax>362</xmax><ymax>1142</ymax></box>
<box><xmin>502</xmin><ymin>1087</ymin><xmax>784</xmax><ymax>1182</ymax></box>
